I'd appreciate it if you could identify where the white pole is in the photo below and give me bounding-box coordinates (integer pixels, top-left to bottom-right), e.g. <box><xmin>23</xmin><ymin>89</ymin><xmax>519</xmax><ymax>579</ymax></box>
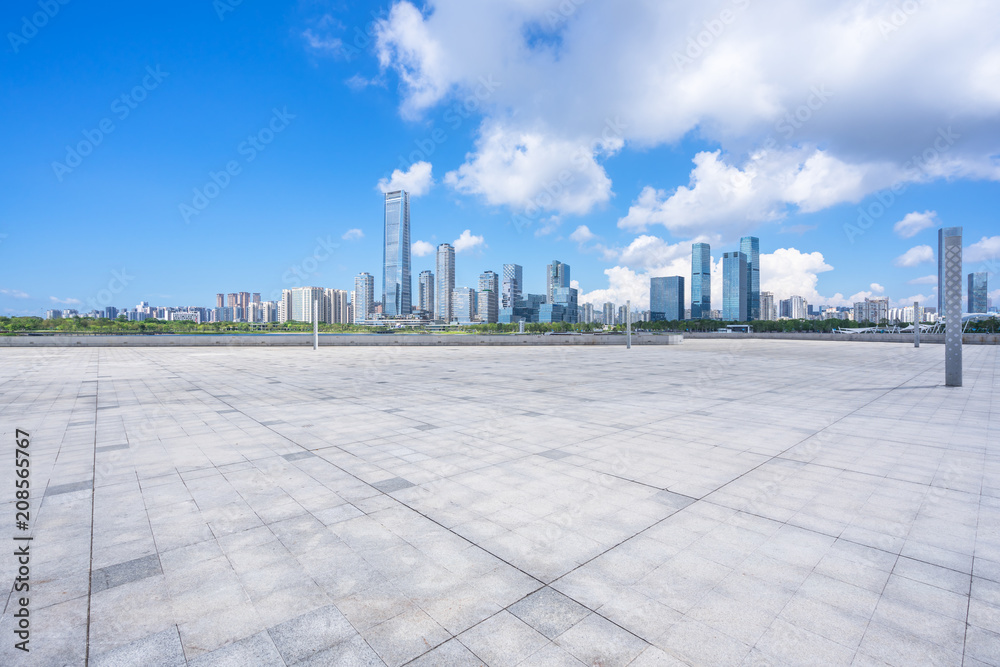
<box><xmin>626</xmin><ymin>299</ymin><xmax>631</xmax><ymax>349</ymax></box>
<box><xmin>313</xmin><ymin>299</ymin><xmax>319</xmax><ymax>350</ymax></box>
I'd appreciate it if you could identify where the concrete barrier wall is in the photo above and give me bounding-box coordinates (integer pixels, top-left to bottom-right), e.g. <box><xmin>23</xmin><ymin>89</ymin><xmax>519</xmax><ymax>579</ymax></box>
<box><xmin>680</xmin><ymin>332</ymin><xmax>1000</xmax><ymax>345</ymax></box>
<box><xmin>0</xmin><ymin>333</ymin><xmax>683</xmax><ymax>347</ymax></box>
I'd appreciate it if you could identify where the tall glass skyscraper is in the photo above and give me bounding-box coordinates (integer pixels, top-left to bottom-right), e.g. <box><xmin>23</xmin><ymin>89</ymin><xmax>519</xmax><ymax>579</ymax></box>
<box><xmin>651</xmin><ymin>276</ymin><xmax>685</xmax><ymax>321</ymax></box>
<box><xmin>382</xmin><ymin>190</ymin><xmax>411</xmax><ymax>317</ymax></box>
<box><xmin>691</xmin><ymin>243</ymin><xmax>711</xmax><ymax>319</ymax></box>
<box><xmin>740</xmin><ymin>236</ymin><xmax>760</xmax><ymax>320</ymax></box>
<box><xmin>502</xmin><ymin>264</ymin><xmax>522</xmax><ymax>308</ymax></box>
<box><xmin>722</xmin><ymin>252</ymin><xmax>748</xmax><ymax>321</ymax></box>
<box><xmin>354</xmin><ymin>272</ymin><xmax>374</xmax><ymax>322</ymax></box>
<box><xmin>418</xmin><ymin>270</ymin><xmax>434</xmax><ymax>316</ymax></box>
<box><xmin>479</xmin><ymin>270</ymin><xmax>499</xmax><ymax>294</ymax></box>
<box><xmin>968</xmin><ymin>272</ymin><xmax>988</xmax><ymax>313</ymax></box>
<box><xmin>436</xmin><ymin>243</ymin><xmax>455</xmax><ymax>322</ymax></box>
<box><xmin>546</xmin><ymin>260</ymin><xmax>570</xmax><ymax>303</ymax></box>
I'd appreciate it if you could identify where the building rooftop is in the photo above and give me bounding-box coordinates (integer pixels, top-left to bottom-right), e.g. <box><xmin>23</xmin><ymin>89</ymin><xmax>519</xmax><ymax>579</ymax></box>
<box><xmin>2</xmin><ymin>340</ymin><xmax>997</xmax><ymax>665</ymax></box>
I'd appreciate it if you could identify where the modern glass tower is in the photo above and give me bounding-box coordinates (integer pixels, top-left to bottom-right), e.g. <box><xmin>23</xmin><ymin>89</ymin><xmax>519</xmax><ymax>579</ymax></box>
<box><xmin>382</xmin><ymin>190</ymin><xmax>411</xmax><ymax>317</ymax></box>
<box><xmin>418</xmin><ymin>270</ymin><xmax>434</xmax><ymax>316</ymax></box>
<box><xmin>651</xmin><ymin>276</ymin><xmax>685</xmax><ymax>321</ymax></box>
<box><xmin>354</xmin><ymin>273</ymin><xmax>374</xmax><ymax>322</ymax></box>
<box><xmin>502</xmin><ymin>264</ymin><xmax>522</xmax><ymax>308</ymax></box>
<box><xmin>546</xmin><ymin>260</ymin><xmax>570</xmax><ymax>303</ymax></box>
<box><xmin>479</xmin><ymin>270</ymin><xmax>499</xmax><ymax>294</ymax></box>
<box><xmin>691</xmin><ymin>243</ymin><xmax>711</xmax><ymax>319</ymax></box>
<box><xmin>722</xmin><ymin>252</ymin><xmax>748</xmax><ymax>321</ymax></box>
<box><xmin>740</xmin><ymin>236</ymin><xmax>760</xmax><ymax>320</ymax></box>
<box><xmin>436</xmin><ymin>243</ymin><xmax>455</xmax><ymax>322</ymax></box>
<box><xmin>968</xmin><ymin>272</ymin><xmax>988</xmax><ymax>313</ymax></box>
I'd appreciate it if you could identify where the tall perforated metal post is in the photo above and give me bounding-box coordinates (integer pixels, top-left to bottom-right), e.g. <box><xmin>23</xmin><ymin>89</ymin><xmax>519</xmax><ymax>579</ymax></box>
<box><xmin>913</xmin><ymin>301</ymin><xmax>920</xmax><ymax>348</ymax></box>
<box><xmin>942</xmin><ymin>227</ymin><xmax>962</xmax><ymax>386</ymax></box>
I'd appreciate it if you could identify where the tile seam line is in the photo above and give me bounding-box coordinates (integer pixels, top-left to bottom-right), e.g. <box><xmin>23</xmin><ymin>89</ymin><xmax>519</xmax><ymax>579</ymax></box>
<box><xmin>84</xmin><ymin>349</ymin><xmax>99</xmax><ymax>666</ymax></box>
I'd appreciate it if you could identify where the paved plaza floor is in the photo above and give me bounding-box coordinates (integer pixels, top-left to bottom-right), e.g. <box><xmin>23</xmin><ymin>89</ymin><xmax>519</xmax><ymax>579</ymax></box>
<box><xmin>1</xmin><ymin>340</ymin><xmax>998</xmax><ymax>666</ymax></box>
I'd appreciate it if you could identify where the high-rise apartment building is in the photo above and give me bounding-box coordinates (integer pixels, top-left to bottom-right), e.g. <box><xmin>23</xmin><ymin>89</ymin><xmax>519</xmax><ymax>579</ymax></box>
<box><xmin>436</xmin><ymin>243</ymin><xmax>455</xmax><ymax>322</ymax></box>
<box><xmin>383</xmin><ymin>190</ymin><xmax>411</xmax><ymax>317</ymax></box>
<box><xmin>325</xmin><ymin>288</ymin><xmax>350</xmax><ymax>324</ymax></box>
<box><xmin>278</xmin><ymin>290</ymin><xmax>292</xmax><ymax>323</ymax></box>
<box><xmin>603</xmin><ymin>302</ymin><xmax>615</xmax><ymax>326</ymax></box>
<box><xmin>546</xmin><ymin>261</ymin><xmax>570</xmax><ymax>303</ymax></box>
<box><xmin>740</xmin><ymin>236</ymin><xmax>760</xmax><ymax>320</ymax></box>
<box><xmin>227</xmin><ymin>293</ymin><xmax>237</xmax><ymax>308</ymax></box>
<box><xmin>289</xmin><ymin>287</ymin><xmax>327</xmax><ymax>323</ymax></box>
<box><xmin>418</xmin><ymin>270</ymin><xmax>434</xmax><ymax>316</ymax></box>
<box><xmin>651</xmin><ymin>276</ymin><xmax>685</xmax><ymax>321</ymax></box>
<box><xmin>760</xmin><ymin>292</ymin><xmax>775</xmax><ymax>321</ymax></box>
<box><xmin>216</xmin><ymin>293</ymin><xmax>224</xmax><ymax>308</ymax></box>
<box><xmin>691</xmin><ymin>243</ymin><xmax>711</xmax><ymax>318</ymax></box>
<box><xmin>789</xmin><ymin>295</ymin><xmax>808</xmax><ymax>320</ymax></box>
<box><xmin>252</xmin><ymin>293</ymin><xmax>261</xmax><ymax>304</ymax></box>
<box><xmin>579</xmin><ymin>302</ymin><xmax>594</xmax><ymax>324</ymax></box>
<box><xmin>969</xmin><ymin>272</ymin><xmax>988</xmax><ymax>313</ymax></box>
<box><xmin>502</xmin><ymin>264</ymin><xmax>522</xmax><ymax>309</ymax></box>
<box><xmin>354</xmin><ymin>273</ymin><xmax>375</xmax><ymax>323</ymax></box>
<box><xmin>722</xmin><ymin>251</ymin><xmax>748</xmax><ymax>321</ymax></box>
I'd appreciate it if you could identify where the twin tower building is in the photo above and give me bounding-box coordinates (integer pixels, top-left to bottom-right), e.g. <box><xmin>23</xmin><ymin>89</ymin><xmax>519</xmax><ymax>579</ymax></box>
<box><xmin>653</xmin><ymin>238</ymin><xmax>761</xmax><ymax>322</ymax></box>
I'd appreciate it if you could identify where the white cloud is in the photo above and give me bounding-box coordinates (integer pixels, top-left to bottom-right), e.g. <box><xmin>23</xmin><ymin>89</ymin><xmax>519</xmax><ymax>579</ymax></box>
<box><xmin>965</xmin><ymin>236</ymin><xmax>1000</xmax><ymax>263</ymax></box>
<box><xmin>49</xmin><ymin>296</ymin><xmax>80</xmax><ymax>305</ymax></box>
<box><xmin>908</xmin><ymin>274</ymin><xmax>938</xmax><ymax>285</ymax></box>
<box><xmin>893</xmin><ymin>210</ymin><xmax>937</xmax><ymax>239</ymax></box>
<box><xmin>411</xmin><ymin>240</ymin><xmax>435</xmax><ymax>257</ymax></box>
<box><xmin>302</xmin><ymin>29</ymin><xmax>343</xmax><ymax>54</ymax></box>
<box><xmin>0</xmin><ymin>288</ymin><xmax>29</xmax><ymax>299</ymax></box>
<box><xmin>759</xmin><ymin>248</ymin><xmax>834</xmax><ymax>304</ymax></box>
<box><xmin>894</xmin><ymin>245</ymin><xmax>934</xmax><ymax>267</ymax></box>
<box><xmin>342</xmin><ymin>228</ymin><xmax>364</xmax><ymax>240</ymax></box>
<box><xmin>869</xmin><ymin>283</ymin><xmax>885</xmax><ymax>294</ymax></box>
<box><xmin>453</xmin><ymin>229</ymin><xmax>484</xmax><ymax>253</ymax></box>
<box><xmin>377</xmin><ymin>161</ymin><xmax>434</xmax><ymax>196</ymax></box>
<box><xmin>373</xmin><ymin>1</ymin><xmax>1000</xmax><ymax>219</ymax></box>
<box><xmin>444</xmin><ymin>122</ymin><xmax>615</xmax><ymax>217</ymax></box>
<box><xmin>569</xmin><ymin>225</ymin><xmax>595</xmax><ymax>244</ymax></box>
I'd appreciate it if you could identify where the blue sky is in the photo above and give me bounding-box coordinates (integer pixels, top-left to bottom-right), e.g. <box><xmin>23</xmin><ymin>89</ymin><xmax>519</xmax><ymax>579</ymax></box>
<box><xmin>2</xmin><ymin>0</ymin><xmax>998</xmax><ymax>316</ymax></box>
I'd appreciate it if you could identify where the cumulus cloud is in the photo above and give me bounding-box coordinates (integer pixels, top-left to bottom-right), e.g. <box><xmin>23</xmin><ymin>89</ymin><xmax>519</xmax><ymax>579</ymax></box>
<box><xmin>411</xmin><ymin>240</ymin><xmax>435</xmax><ymax>257</ymax></box>
<box><xmin>569</xmin><ymin>225</ymin><xmax>596</xmax><ymax>244</ymax></box>
<box><xmin>377</xmin><ymin>161</ymin><xmax>434</xmax><ymax>196</ymax></box>
<box><xmin>894</xmin><ymin>245</ymin><xmax>934</xmax><ymax>267</ymax></box>
<box><xmin>453</xmin><ymin>229</ymin><xmax>484</xmax><ymax>253</ymax></box>
<box><xmin>342</xmin><ymin>228</ymin><xmax>364</xmax><ymax>240</ymax></box>
<box><xmin>49</xmin><ymin>296</ymin><xmax>81</xmax><ymax>305</ymax></box>
<box><xmin>893</xmin><ymin>210</ymin><xmax>937</xmax><ymax>239</ymax></box>
<box><xmin>759</xmin><ymin>248</ymin><xmax>834</xmax><ymax>304</ymax></box>
<box><xmin>0</xmin><ymin>288</ymin><xmax>29</xmax><ymax>299</ymax></box>
<box><xmin>869</xmin><ymin>283</ymin><xmax>885</xmax><ymax>294</ymax></box>
<box><xmin>965</xmin><ymin>235</ymin><xmax>1000</xmax><ymax>263</ymax></box>
<box><xmin>372</xmin><ymin>0</ymin><xmax>1000</xmax><ymax>220</ymax></box>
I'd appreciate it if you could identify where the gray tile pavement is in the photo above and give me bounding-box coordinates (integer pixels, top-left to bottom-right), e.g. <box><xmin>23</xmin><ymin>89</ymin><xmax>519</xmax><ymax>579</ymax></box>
<box><xmin>0</xmin><ymin>340</ymin><xmax>997</xmax><ymax>665</ymax></box>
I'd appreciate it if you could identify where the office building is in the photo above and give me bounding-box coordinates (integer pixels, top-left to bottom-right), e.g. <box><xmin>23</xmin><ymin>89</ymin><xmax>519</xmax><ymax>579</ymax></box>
<box><xmin>104</xmin><ymin>306</ymin><xmax>119</xmax><ymax>320</ymax></box>
<box><xmin>740</xmin><ymin>236</ymin><xmax>760</xmax><ymax>320</ymax></box>
<box><xmin>354</xmin><ymin>273</ymin><xmax>375</xmax><ymax>322</ymax></box>
<box><xmin>547</xmin><ymin>286</ymin><xmax>578</xmax><ymax>323</ymax></box>
<box><xmin>46</xmin><ymin>309</ymin><xmax>61</xmax><ymax>319</ymax></box>
<box><xmin>477</xmin><ymin>290</ymin><xmax>498</xmax><ymax>324</ymax></box>
<box><xmin>722</xmin><ymin>251</ymin><xmax>748</xmax><ymax>321</ymax></box>
<box><xmin>452</xmin><ymin>287</ymin><xmax>476</xmax><ymax>323</ymax></box>
<box><xmin>436</xmin><ymin>243</ymin><xmax>455</xmax><ymax>322</ymax></box>
<box><xmin>650</xmin><ymin>276</ymin><xmax>684</xmax><ymax>321</ymax></box>
<box><xmin>479</xmin><ymin>270</ymin><xmax>499</xmax><ymax>295</ymax></box>
<box><xmin>969</xmin><ymin>272</ymin><xmax>988</xmax><ymax>313</ymax></box>
<box><xmin>382</xmin><ymin>190</ymin><xmax>411</xmax><ymax>317</ymax></box>
<box><xmin>502</xmin><ymin>264</ymin><xmax>522</xmax><ymax>309</ymax></box>
<box><xmin>691</xmin><ymin>243</ymin><xmax>711</xmax><ymax>318</ymax></box>
<box><xmin>759</xmin><ymin>292</ymin><xmax>775</xmax><ymax>321</ymax></box>
<box><xmin>499</xmin><ymin>294</ymin><xmax>546</xmax><ymax>324</ymax></box>
<box><xmin>418</xmin><ymin>270</ymin><xmax>434</xmax><ymax>316</ymax></box>
<box><xmin>546</xmin><ymin>260</ymin><xmax>570</xmax><ymax>303</ymax></box>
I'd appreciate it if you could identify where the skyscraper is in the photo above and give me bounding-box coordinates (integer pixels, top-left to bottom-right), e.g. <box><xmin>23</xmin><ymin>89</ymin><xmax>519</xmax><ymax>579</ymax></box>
<box><xmin>452</xmin><ymin>287</ymin><xmax>476</xmax><ymax>323</ymax></box>
<box><xmin>602</xmin><ymin>302</ymin><xmax>615</xmax><ymax>325</ymax></box>
<box><xmin>546</xmin><ymin>260</ymin><xmax>570</xmax><ymax>303</ymax></box>
<box><xmin>651</xmin><ymin>276</ymin><xmax>685</xmax><ymax>321</ymax></box>
<box><xmin>354</xmin><ymin>272</ymin><xmax>374</xmax><ymax>323</ymax></box>
<box><xmin>502</xmin><ymin>264</ymin><xmax>522</xmax><ymax>309</ymax></box>
<box><xmin>722</xmin><ymin>251</ymin><xmax>748</xmax><ymax>321</ymax></box>
<box><xmin>479</xmin><ymin>270</ymin><xmax>499</xmax><ymax>294</ymax></box>
<box><xmin>436</xmin><ymin>243</ymin><xmax>455</xmax><ymax>322</ymax></box>
<box><xmin>691</xmin><ymin>243</ymin><xmax>711</xmax><ymax>319</ymax></box>
<box><xmin>477</xmin><ymin>290</ymin><xmax>498</xmax><ymax>324</ymax></box>
<box><xmin>383</xmin><ymin>190</ymin><xmax>411</xmax><ymax>317</ymax></box>
<box><xmin>290</xmin><ymin>287</ymin><xmax>327</xmax><ymax>323</ymax></box>
<box><xmin>418</xmin><ymin>270</ymin><xmax>434</xmax><ymax>316</ymax></box>
<box><xmin>760</xmin><ymin>292</ymin><xmax>775</xmax><ymax>321</ymax></box>
<box><xmin>216</xmin><ymin>293</ymin><xmax>224</xmax><ymax>308</ymax></box>
<box><xmin>325</xmin><ymin>288</ymin><xmax>349</xmax><ymax>324</ymax></box>
<box><xmin>968</xmin><ymin>272</ymin><xmax>988</xmax><ymax>313</ymax></box>
<box><xmin>740</xmin><ymin>236</ymin><xmax>760</xmax><ymax>320</ymax></box>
